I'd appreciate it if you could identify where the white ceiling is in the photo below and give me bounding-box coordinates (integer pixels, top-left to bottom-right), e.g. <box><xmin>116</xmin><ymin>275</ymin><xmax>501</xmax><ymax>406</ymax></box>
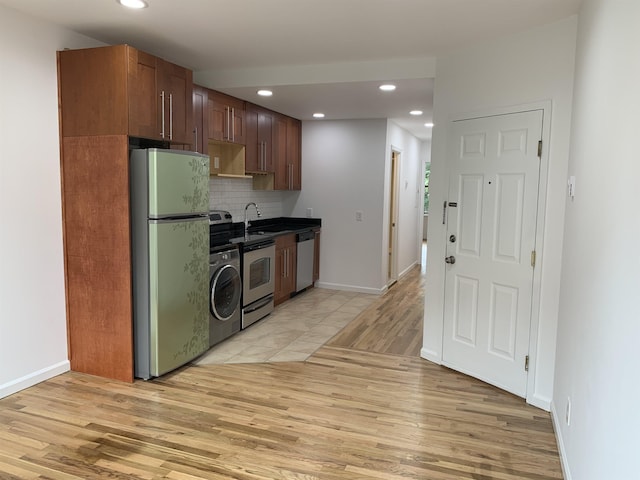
<box><xmin>0</xmin><ymin>0</ymin><xmax>581</xmax><ymax>140</ymax></box>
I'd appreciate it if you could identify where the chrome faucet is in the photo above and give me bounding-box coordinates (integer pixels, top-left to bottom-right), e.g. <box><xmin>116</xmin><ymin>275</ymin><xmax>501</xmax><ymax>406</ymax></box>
<box><xmin>244</xmin><ymin>202</ymin><xmax>261</xmax><ymax>232</ymax></box>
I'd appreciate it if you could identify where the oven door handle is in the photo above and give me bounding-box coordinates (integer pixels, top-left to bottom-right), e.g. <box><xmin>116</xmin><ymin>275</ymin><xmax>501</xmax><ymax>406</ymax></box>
<box><xmin>243</xmin><ymin>240</ymin><xmax>275</xmax><ymax>252</ymax></box>
<box><xmin>243</xmin><ymin>294</ymin><xmax>274</xmax><ymax>314</ymax></box>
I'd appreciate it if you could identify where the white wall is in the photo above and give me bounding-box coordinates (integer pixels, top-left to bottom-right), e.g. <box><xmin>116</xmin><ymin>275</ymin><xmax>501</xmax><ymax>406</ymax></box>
<box><xmin>386</xmin><ymin>121</ymin><xmax>425</xmax><ymax>278</ymax></box>
<box><xmin>287</xmin><ymin>119</ymin><xmax>424</xmax><ymax>293</ymax></box>
<box><xmin>285</xmin><ymin>119</ymin><xmax>387</xmax><ymax>293</ymax></box>
<box><xmin>552</xmin><ymin>1</ymin><xmax>640</xmax><ymax>478</ymax></box>
<box><xmin>423</xmin><ymin>16</ymin><xmax>578</xmax><ymax>409</ymax></box>
<box><xmin>0</xmin><ymin>6</ymin><xmax>104</xmax><ymax>398</ymax></box>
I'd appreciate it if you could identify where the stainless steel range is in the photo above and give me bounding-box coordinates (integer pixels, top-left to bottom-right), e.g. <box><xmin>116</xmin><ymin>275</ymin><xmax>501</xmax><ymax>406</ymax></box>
<box><xmin>241</xmin><ymin>239</ymin><xmax>275</xmax><ymax>328</ymax></box>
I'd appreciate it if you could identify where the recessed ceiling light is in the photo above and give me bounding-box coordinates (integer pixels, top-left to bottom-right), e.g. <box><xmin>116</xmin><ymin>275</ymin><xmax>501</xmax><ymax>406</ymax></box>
<box><xmin>424</xmin><ymin>122</ymin><xmax>434</xmax><ymax>128</ymax></box>
<box><xmin>379</xmin><ymin>84</ymin><xmax>396</xmax><ymax>92</ymax></box>
<box><xmin>257</xmin><ymin>89</ymin><xmax>273</xmax><ymax>97</ymax></box>
<box><xmin>313</xmin><ymin>113</ymin><xmax>325</xmax><ymax>119</ymax></box>
<box><xmin>410</xmin><ymin>110</ymin><xmax>423</xmax><ymax>116</ymax></box>
<box><xmin>118</xmin><ymin>0</ymin><xmax>148</xmax><ymax>8</ymax></box>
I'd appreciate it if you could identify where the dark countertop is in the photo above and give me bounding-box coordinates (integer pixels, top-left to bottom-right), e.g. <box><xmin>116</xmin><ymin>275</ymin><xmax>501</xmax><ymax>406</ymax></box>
<box><xmin>228</xmin><ymin>217</ymin><xmax>321</xmax><ymax>247</ymax></box>
<box><xmin>248</xmin><ymin>216</ymin><xmax>321</xmax><ymax>233</ymax></box>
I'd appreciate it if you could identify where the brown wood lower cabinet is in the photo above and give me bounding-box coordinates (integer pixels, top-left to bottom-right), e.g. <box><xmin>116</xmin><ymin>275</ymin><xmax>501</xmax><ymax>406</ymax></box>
<box><xmin>313</xmin><ymin>229</ymin><xmax>321</xmax><ymax>283</ymax></box>
<box><xmin>275</xmin><ymin>234</ymin><xmax>297</xmax><ymax>306</ymax></box>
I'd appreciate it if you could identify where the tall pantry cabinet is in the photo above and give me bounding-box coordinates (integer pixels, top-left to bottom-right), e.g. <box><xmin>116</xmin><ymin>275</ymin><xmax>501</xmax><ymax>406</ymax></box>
<box><xmin>57</xmin><ymin>45</ymin><xmax>193</xmax><ymax>382</ymax></box>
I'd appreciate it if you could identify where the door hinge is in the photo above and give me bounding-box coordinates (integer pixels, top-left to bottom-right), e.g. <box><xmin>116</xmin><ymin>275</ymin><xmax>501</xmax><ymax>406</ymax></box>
<box><xmin>537</xmin><ymin>140</ymin><xmax>542</xmax><ymax>158</ymax></box>
<box><xmin>525</xmin><ymin>355</ymin><xmax>530</xmax><ymax>372</ymax></box>
<box><xmin>530</xmin><ymin>250</ymin><xmax>536</xmax><ymax>268</ymax></box>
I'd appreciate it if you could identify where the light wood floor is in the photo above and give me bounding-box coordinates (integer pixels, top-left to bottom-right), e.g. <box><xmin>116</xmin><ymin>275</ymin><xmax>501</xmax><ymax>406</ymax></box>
<box><xmin>327</xmin><ymin>265</ymin><xmax>425</xmax><ymax>357</ymax></box>
<box><xmin>0</xmin><ymin>261</ymin><xmax>563</xmax><ymax>479</ymax></box>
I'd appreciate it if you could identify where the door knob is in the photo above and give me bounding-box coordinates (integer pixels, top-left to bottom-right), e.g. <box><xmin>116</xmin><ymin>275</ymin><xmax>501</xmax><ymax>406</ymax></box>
<box><xmin>445</xmin><ymin>256</ymin><xmax>456</xmax><ymax>264</ymax></box>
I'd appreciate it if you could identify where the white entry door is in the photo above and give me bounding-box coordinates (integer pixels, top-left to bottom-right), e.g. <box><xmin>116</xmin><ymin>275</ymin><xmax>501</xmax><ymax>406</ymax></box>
<box><xmin>442</xmin><ymin>110</ymin><xmax>543</xmax><ymax>397</ymax></box>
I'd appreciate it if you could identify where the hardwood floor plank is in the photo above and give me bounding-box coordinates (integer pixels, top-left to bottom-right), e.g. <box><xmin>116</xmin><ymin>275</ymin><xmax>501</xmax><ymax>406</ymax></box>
<box><xmin>0</xmin><ymin>257</ymin><xmax>563</xmax><ymax>479</ymax></box>
<box><xmin>327</xmin><ymin>266</ymin><xmax>425</xmax><ymax>356</ymax></box>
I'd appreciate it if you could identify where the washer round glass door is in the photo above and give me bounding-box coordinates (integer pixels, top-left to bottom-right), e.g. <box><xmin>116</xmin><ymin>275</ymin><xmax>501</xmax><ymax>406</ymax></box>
<box><xmin>210</xmin><ymin>264</ymin><xmax>241</xmax><ymax>321</ymax></box>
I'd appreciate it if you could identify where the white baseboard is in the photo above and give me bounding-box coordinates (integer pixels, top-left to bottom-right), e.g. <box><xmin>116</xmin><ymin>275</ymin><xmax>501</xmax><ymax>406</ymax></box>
<box><xmin>315</xmin><ymin>281</ymin><xmax>385</xmax><ymax>296</ymax></box>
<box><xmin>420</xmin><ymin>347</ymin><xmax>442</xmax><ymax>364</ymax></box>
<box><xmin>398</xmin><ymin>262</ymin><xmax>418</xmax><ymax>279</ymax></box>
<box><xmin>0</xmin><ymin>360</ymin><xmax>70</xmax><ymax>399</ymax></box>
<box><xmin>527</xmin><ymin>393</ymin><xmax>551</xmax><ymax>412</ymax></box>
<box><xmin>550</xmin><ymin>400</ymin><xmax>572</xmax><ymax>480</ymax></box>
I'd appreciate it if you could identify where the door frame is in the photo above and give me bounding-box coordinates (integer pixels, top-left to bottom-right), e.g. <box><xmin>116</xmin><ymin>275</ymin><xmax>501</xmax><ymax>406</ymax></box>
<box><xmin>441</xmin><ymin>101</ymin><xmax>552</xmax><ymax>407</ymax></box>
<box><xmin>387</xmin><ymin>149</ymin><xmax>401</xmax><ymax>287</ymax></box>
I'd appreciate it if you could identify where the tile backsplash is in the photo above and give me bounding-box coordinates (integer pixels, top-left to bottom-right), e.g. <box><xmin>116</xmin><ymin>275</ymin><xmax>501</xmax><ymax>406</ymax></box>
<box><xmin>209</xmin><ymin>177</ymin><xmax>291</xmax><ymax>221</ymax></box>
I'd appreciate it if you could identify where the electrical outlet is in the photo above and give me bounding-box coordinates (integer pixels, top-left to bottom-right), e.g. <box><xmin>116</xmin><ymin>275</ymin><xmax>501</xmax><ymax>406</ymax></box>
<box><xmin>566</xmin><ymin>397</ymin><xmax>571</xmax><ymax>426</ymax></box>
<box><xmin>306</xmin><ymin>208</ymin><xmax>313</xmax><ymax>218</ymax></box>
<box><xmin>355</xmin><ymin>210</ymin><xmax>363</xmax><ymax>222</ymax></box>
<box><xmin>214</xmin><ymin>156</ymin><xmax>220</xmax><ymax>169</ymax></box>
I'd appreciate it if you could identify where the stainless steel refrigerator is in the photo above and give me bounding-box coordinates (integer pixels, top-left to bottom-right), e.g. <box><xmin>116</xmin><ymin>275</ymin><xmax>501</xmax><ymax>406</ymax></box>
<box><xmin>130</xmin><ymin>148</ymin><xmax>210</xmax><ymax>379</ymax></box>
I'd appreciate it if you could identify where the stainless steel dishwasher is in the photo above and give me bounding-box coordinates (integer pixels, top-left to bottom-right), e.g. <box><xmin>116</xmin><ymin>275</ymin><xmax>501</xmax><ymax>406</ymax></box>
<box><xmin>296</xmin><ymin>230</ymin><xmax>315</xmax><ymax>292</ymax></box>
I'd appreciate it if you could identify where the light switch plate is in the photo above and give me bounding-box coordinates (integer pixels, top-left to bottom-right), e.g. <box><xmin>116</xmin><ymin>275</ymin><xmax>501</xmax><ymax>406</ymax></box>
<box><xmin>355</xmin><ymin>210</ymin><xmax>363</xmax><ymax>222</ymax></box>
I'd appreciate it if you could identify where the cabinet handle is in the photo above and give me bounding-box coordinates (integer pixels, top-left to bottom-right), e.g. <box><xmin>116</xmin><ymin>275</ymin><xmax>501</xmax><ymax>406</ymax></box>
<box><xmin>282</xmin><ymin>249</ymin><xmax>286</xmax><ymax>278</ymax></box>
<box><xmin>284</xmin><ymin>249</ymin><xmax>288</xmax><ymax>277</ymax></box>
<box><xmin>223</xmin><ymin>107</ymin><xmax>228</xmax><ymax>140</ymax></box>
<box><xmin>194</xmin><ymin>127</ymin><xmax>198</xmax><ymax>153</ymax></box>
<box><xmin>231</xmin><ymin>107</ymin><xmax>235</xmax><ymax>142</ymax></box>
<box><xmin>160</xmin><ymin>91</ymin><xmax>165</xmax><ymax>138</ymax></box>
<box><xmin>169</xmin><ymin>93</ymin><xmax>173</xmax><ymax>140</ymax></box>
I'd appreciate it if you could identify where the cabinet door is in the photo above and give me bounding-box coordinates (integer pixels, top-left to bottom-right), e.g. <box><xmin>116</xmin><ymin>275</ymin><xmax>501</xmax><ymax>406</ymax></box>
<box><xmin>313</xmin><ymin>229</ymin><xmax>321</xmax><ymax>283</ymax></box>
<box><xmin>192</xmin><ymin>85</ymin><xmax>208</xmax><ymax>154</ymax></box>
<box><xmin>274</xmin><ymin>245</ymin><xmax>286</xmax><ymax>302</ymax></box>
<box><xmin>208</xmin><ymin>90</ymin><xmax>246</xmax><ymax>144</ymax></box>
<box><xmin>258</xmin><ymin>110</ymin><xmax>273</xmax><ymax>171</ymax></box>
<box><xmin>274</xmin><ymin>115</ymin><xmax>289</xmax><ymax>189</ymax></box>
<box><xmin>287</xmin><ymin>244</ymin><xmax>297</xmax><ymax>294</ymax></box>
<box><xmin>274</xmin><ymin>115</ymin><xmax>302</xmax><ymax>190</ymax></box>
<box><xmin>128</xmin><ymin>48</ymin><xmax>161</xmax><ymax>141</ymax></box>
<box><xmin>207</xmin><ymin>94</ymin><xmax>227</xmax><ymax>142</ymax></box>
<box><xmin>246</xmin><ymin>105</ymin><xmax>274</xmax><ymax>173</ymax></box>
<box><xmin>231</xmin><ymin>101</ymin><xmax>246</xmax><ymax>145</ymax></box>
<box><xmin>275</xmin><ymin>234</ymin><xmax>296</xmax><ymax>305</ymax></box>
<box><xmin>157</xmin><ymin>59</ymin><xmax>193</xmax><ymax>145</ymax></box>
<box><xmin>287</xmin><ymin>117</ymin><xmax>302</xmax><ymax>190</ymax></box>
<box><xmin>245</xmin><ymin>107</ymin><xmax>259</xmax><ymax>171</ymax></box>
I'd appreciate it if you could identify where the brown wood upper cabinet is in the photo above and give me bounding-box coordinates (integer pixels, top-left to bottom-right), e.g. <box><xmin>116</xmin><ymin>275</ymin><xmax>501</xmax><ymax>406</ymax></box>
<box><xmin>208</xmin><ymin>90</ymin><xmax>246</xmax><ymax>144</ymax></box>
<box><xmin>58</xmin><ymin>45</ymin><xmax>193</xmax><ymax>144</ymax></box>
<box><xmin>192</xmin><ymin>85</ymin><xmax>208</xmax><ymax>153</ymax></box>
<box><xmin>274</xmin><ymin>115</ymin><xmax>302</xmax><ymax>190</ymax></box>
<box><xmin>245</xmin><ymin>103</ymin><xmax>274</xmax><ymax>173</ymax></box>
